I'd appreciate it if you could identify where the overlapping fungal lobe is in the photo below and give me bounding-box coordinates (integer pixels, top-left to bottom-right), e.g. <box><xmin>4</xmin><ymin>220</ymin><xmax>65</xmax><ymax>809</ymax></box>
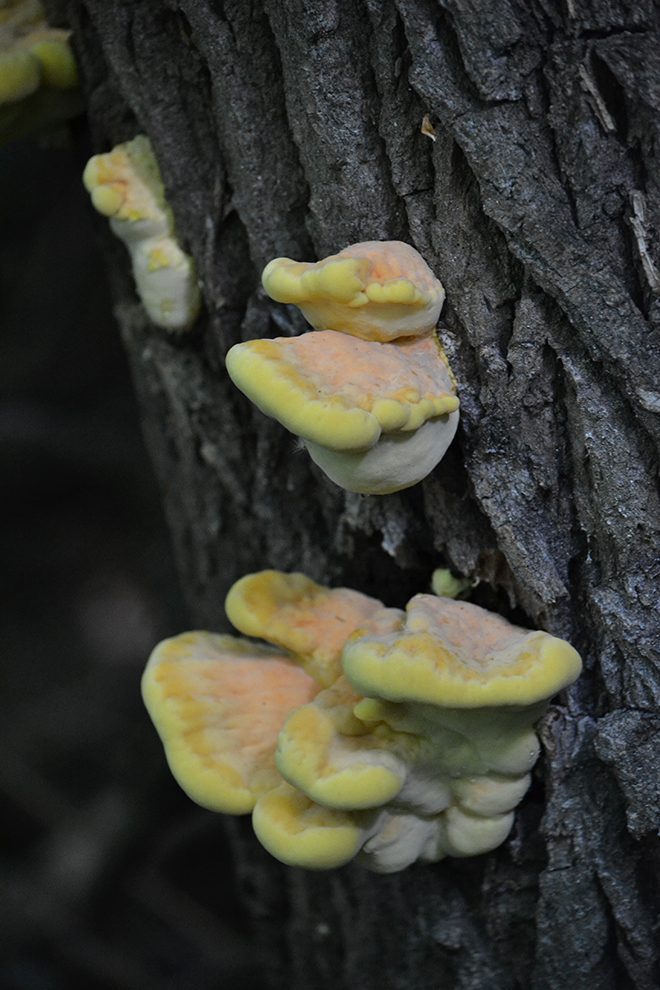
<box><xmin>225</xmin><ymin>569</ymin><xmax>403</xmax><ymax>687</ymax></box>
<box><xmin>226</xmin><ymin>241</ymin><xmax>459</xmax><ymax>495</ymax></box>
<box><xmin>257</xmin><ymin>593</ymin><xmax>582</xmax><ymax>873</ymax></box>
<box><xmin>343</xmin><ymin>593</ymin><xmax>583</xmax><ymax>709</ymax></box>
<box><xmin>141</xmin><ymin>631</ymin><xmax>320</xmax><ymax>814</ymax></box>
<box><xmin>0</xmin><ymin>0</ymin><xmax>78</xmax><ymax>105</ymax></box>
<box><xmin>261</xmin><ymin>240</ymin><xmax>446</xmax><ymax>342</ymax></box>
<box><xmin>142</xmin><ymin>571</ymin><xmax>583</xmax><ymax>874</ymax></box>
<box><xmin>82</xmin><ymin>135</ymin><xmax>202</xmax><ymax>331</ymax></box>
<box><xmin>141</xmin><ymin>570</ymin><xmax>401</xmax><ymax>869</ymax></box>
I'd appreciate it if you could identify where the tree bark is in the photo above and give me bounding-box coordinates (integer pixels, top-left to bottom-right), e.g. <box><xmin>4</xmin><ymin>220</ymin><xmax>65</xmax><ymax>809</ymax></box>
<box><xmin>50</xmin><ymin>0</ymin><xmax>660</xmax><ymax>986</ymax></box>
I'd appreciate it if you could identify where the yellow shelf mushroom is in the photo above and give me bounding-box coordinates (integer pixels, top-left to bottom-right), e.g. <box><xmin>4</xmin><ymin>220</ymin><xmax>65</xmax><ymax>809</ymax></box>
<box><xmin>0</xmin><ymin>0</ymin><xmax>78</xmax><ymax>102</ymax></box>
<box><xmin>142</xmin><ymin>631</ymin><xmax>320</xmax><ymax>815</ymax></box>
<box><xmin>261</xmin><ymin>240</ymin><xmax>446</xmax><ymax>343</ymax></box>
<box><xmin>269</xmin><ymin>593</ymin><xmax>581</xmax><ymax>872</ymax></box>
<box><xmin>83</xmin><ymin>135</ymin><xmax>202</xmax><ymax>332</ymax></box>
<box><xmin>226</xmin><ymin>241</ymin><xmax>459</xmax><ymax>495</ymax></box>
<box><xmin>225</xmin><ymin>569</ymin><xmax>404</xmax><ymax>687</ymax></box>
<box><xmin>142</xmin><ymin>570</ymin><xmax>582</xmax><ymax>873</ymax></box>
<box><xmin>0</xmin><ymin>0</ymin><xmax>81</xmax><ymax>142</ymax></box>
<box><xmin>252</xmin><ymin>782</ymin><xmax>366</xmax><ymax>871</ymax></box>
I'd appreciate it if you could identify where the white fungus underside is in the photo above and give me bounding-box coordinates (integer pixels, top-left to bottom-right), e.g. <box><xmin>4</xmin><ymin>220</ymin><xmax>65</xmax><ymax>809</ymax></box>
<box><xmin>304</xmin><ymin>411</ymin><xmax>460</xmax><ymax>494</ymax></box>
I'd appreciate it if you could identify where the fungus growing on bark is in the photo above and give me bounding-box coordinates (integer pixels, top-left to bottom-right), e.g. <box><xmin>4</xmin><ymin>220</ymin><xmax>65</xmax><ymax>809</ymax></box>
<box><xmin>82</xmin><ymin>135</ymin><xmax>202</xmax><ymax>331</ymax></box>
<box><xmin>0</xmin><ymin>0</ymin><xmax>78</xmax><ymax>103</ymax></box>
<box><xmin>142</xmin><ymin>572</ymin><xmax>582</xmax><ymax>873</ymax></box>
<box><xmin>227</xmin><ymin>243</ymin><xmax>459</xmax><ymax>495</ymax></box>
<box><xmin>141</xmin><ymin>631</ymin><xmax>319</xmax><ymax>814</ymax></box>
<box><xmin>262</xmin><ymin>593</ymin><xmax>581</xmax><ymax>871</ymax></box>
<box><xmin>261</xmin><ymin>240</ymin><xmax>445</xmax><ymax>342</ymax></box>
<box><xmin>0</xmin><ymin>0</ymin><xmax>81</xmax><ymax>141</ymax></box>
<box><xmin>225</xmin><ymin>570</ymin><xmax>403</xmax><ymax>687</ymax></box>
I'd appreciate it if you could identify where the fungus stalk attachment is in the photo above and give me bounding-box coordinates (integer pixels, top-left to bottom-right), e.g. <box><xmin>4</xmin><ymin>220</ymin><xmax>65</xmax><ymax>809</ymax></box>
<box><xmin>142</xmin><ymin>570</ymin><xmax>582</xmax><ymax>873</ymax></box>
<box><xmin>226</xmin><ymin>241</ymin><xmax>459</xmax><ymax>495</ymax></box>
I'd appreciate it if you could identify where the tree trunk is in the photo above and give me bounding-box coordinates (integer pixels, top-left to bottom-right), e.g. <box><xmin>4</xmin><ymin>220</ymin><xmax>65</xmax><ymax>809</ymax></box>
<box><xmin>50</xmin><ymin>0</ymin><xmax>660</xmax><ymax>986</ymax></box>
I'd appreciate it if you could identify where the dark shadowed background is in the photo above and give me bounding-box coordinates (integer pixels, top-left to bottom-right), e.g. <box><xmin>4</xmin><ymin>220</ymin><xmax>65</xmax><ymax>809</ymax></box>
<box><xmin>0</xmin><ymin>129</ymin><xmax>264</xmax><ymax>990</ymax></box>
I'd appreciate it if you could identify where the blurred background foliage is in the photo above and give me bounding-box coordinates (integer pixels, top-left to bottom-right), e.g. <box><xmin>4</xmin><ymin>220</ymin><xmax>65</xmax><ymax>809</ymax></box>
<box><xmin>0</xmin><ymin>125</ymin><xmax>264</xmax><ymax>990</ymax></box>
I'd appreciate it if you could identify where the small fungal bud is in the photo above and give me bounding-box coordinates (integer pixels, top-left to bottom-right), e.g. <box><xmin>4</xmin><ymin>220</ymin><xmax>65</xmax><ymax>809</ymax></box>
<box><xmin>83</xmin><ymin>135</ymin><xmax>202</xmax><ymax>332</ymax></box>
<box><xmin>431</xmin><ymin>567</ymin><xmax>474</xmax><ymax>599</ymax></box>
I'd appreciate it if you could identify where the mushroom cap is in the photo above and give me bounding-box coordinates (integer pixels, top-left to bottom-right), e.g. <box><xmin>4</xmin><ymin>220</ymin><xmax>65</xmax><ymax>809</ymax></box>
<box><xmin>275</xmin><ymin>675</ymin><xmax>407</xmax><ymax>810</ymax></box>
<box><xmin>342</xmin><ymin>594</ymin><xmax>583</xmax><ymax>708</ymax></box>
<box><xmin>0</xmin><ymin>2</ymin><xmax>77</xmax><ymax>101</ymax></box>
<box><xmin>252</xmin><ymin>782</ymin><xmax>363</xmax><ymax>869</ymax></box>
<box><xmin>225</xmin><ymin>570</ymin><xmax>402</xmax><ymax>688</ymax></box>
<box><xmin>16</xmin><ymin>30</ymin><xmax>77</xmax><ymax>88</ymax></box>
<box><xmin>226</xmin><ymin>330</ymin><xmax>459</xmax><ymax>455</ymax></box>
<box><xmin>142</xmin><ymin>631</ymin><xmax>319</xmax><ymax>814</ymax></box>
<box><xmin>0</xmin><ymin>47</ymin><xmax>39</xmax><ymax>101</ymax></box>
<box><xmin>83</xmin><ymin>134</ymin><xmax>171</xmax><ymax>236</ymax></box>
<box><xmin>261</xmin><ymin>240</ymin><xmax>445</xmax><ymax>342</ymax></box>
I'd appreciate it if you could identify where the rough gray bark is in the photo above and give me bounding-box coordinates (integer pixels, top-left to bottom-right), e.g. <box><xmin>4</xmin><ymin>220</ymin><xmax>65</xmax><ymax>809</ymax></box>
<box><xmin>50</xmin><ymin>0</ymin><xmax>660</xmax><ymax>986</ymax></box>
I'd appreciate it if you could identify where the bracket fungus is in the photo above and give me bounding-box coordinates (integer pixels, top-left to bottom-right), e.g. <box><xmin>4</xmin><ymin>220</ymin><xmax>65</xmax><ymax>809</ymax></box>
<box><xmin>143</xmin><ymin>570</ymin><xmax>582</xmax><ymax>873</ymax></box>
<box><xmin>226</xmin><ymin>241</ymin><xmax>459</xmax><ymax>495</ymax></box>
<box><xmin>0</xmin><ymin>0</ymin><xmax>80</xmax><ymax>141</ymax></box>
<box><xmin>83</xmin><ymin>135</ymin><xmax>202</xmax><ymax>332</ymax></box>
<box><xmin>261</xmin><ymin>240</ymin><xmax>445</xmax><ymax>342</ymax></box>
<box><xmin>142</xmin><ymin>631</ymin><xmax>319</xmax><ymax>815</ymax></box>
<box><xmin>225</xmin><ymin>569</ymin><xmax>404</xmax><ymax>688</ymax></box>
